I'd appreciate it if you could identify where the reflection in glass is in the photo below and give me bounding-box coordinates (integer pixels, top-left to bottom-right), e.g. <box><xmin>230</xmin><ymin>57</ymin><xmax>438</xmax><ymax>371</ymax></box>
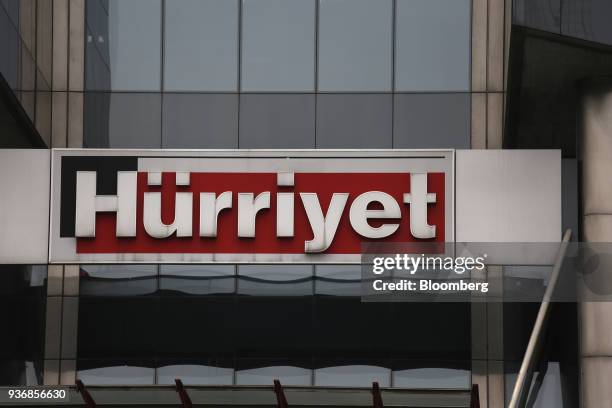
<box><xmin>504</xmin><ymin>265</ymin><xmax>551</xmax><ymax>301</ymax></box>
<box><xmin>77</xmin><ymin>365</ymin><xmax>155</xmax><ymax>385</ymax></box>
<box><xmin>513</xmin><ymin>0</ymin><xmax>561</xmax><ymax>34</ymax></box>
<box><xmin>318</xmin><ymin>0</ymin><xmax>392</xmax><ymax>91</ymax></box>
<box><xmin>314</xmin><ymin>365</ymin><xmax>391</xmax><ymax>387</ymax></box>
<box><xmin>241</xmin><ymin>0</ymin><xmax>315</xmax><ymax>91</ymax></box>
<box><xmin>86</xmin><ymin>0</ymin><xmax>161</xmax><ymax>90</ymax></box>
<box><xmin>562</xmin><ymin>0</ymin><xmax>612</xmax><ymax>46</ymax></box>
<box><xmin>505</xmin><ymin>362</ymin><xmax>564</xmax><ymax>406</ymax></box>
<box><xmin>164</xmin><ymin>0</ymin><xmax>238</xmax><ymax>91</ymax></box>
<box><xmin>160</xmin><ymin>265</ymin><xmax>235</xmax><ymax>295</ymax></box>
<box><xmin>395</xmin><ymin>0</ymin><xmax>470</xmax><ymax>91</ymax></box>
<box><xmin>0</xmin><ymin>3</ymin><xmax>20</xmax><ymax>90</ymax></box>
<box><xmin>0</xmin><ymin>265</ymin><xmax>47</xmax><ymax>385</ymax></box>
<box><xmin>80</xmin><ymin>265</ymin><xmax>158</xmax><ymax>296</ymax></box>
<box><xmin>236</xmin><ymin>365</ymin><xmax>312</xmax><ymax>386</ymax></box>
<box><xmin>392</xmin><ymin>367</ymin><xmax>470</xmax><ymax>389</ymax></box>
<box><xmin>157</xmin><ymin>364</ymin><xmax>234</xmax><ymax>385</ymax></box>
<box><xmin>315</xmin><ymin>265</ymin><xmax>362</xmax><ymax>296</ymax></box>
<box><xmin>237</xmin><ymin>265</ymin><xmax>313</xmax><ymax>296</ymax></box>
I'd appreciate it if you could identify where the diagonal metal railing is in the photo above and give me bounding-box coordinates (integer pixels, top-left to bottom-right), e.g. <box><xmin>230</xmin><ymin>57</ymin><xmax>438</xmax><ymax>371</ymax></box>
<box><xmin>508</xmin><ymin>229</ymin><xmax>572</xmax><ymax>408</ymax></box>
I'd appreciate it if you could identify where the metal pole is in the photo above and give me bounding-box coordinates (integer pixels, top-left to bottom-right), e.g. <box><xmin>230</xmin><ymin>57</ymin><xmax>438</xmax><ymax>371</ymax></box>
<box><xmin>175</xmin><ymin>379</ymin><xmax>193</xmax><ymax>408</ymax></box>
<box><xmin>508</xmin><ymin>229</ymin><xmax>572</xmax><ymax>408</ymax></box>
<box><xmin>372</xmin><ymin>381</ymin><xmax>384</xmax><ymax>408</ymax></box>
<box><xmin>273</xmin><ymin>379</ymin><xmax>288</xmax><ymax>408</ymax></box>
<box><xmin>75</xmin><ymin>379</ymin><xmax>97</xmax><ymax>408</ymax></box>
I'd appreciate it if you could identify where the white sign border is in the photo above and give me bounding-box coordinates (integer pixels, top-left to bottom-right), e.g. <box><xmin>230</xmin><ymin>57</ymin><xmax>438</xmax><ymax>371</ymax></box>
<box><xmin>49</xmin><ymin>149</ymin><xmax>455</xmax><ymax>264</ymax></box>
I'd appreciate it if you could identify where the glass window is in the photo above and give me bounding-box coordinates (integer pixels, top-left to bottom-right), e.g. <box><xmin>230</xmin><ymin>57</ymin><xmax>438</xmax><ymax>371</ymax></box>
<box><xmin>86</xmin><ymin>0</ymin><xmax>161</xmax><ymax>91</ymax></box>
<box><xmin>237</xmin><ymin>265</ymin><xmax>313</xmax><ymax>296</ymax></box>
<box><xmin>513</xmin><ymin>0</ymin><xmax>561</xmax><ymax>33</ymax></box>
<box><xmin>562</xmin><ymin>0</ymin><xmax>612</xmax><ymax>46</ymax></box>
<box><xmin>159</xmin><ymin>265</ymin><xmax>235</xmax><ymax>295</ymax></box>
<box><xmin>236</xmin><ymin>365</ymin><xmax>312</xmax><ymax>386</ymax></box>
<box><xmin>505</xmin><ymin>362</ymin><xmax>565</xmax><ymax>406</ymax></box>
<box><xmin>77</xmin><ymin>364</ymin><xmax>155</xmax><ymax>385</ymax></box>
<box><xmin>233</xmin><ymin>297</ymin><xmax>314</xmax><ymax>352</ymax></box>
<box><xmin>0</xmin><ymin>0</ymin><xmax>20</xmax><ymax>29</ymax></box>
<box><xmin>162</xmin><ymin>94</ymin><xmax>238</xmax><ymax>148</ymax></box>
<box><xmin>318</xmin><ymin>0</ymin><xmax>392</xmax><ymax>91</ymax></box>
<box><xmin>78</xmin><ymin>297</ymin><xmax>159</xmax><ymax>359</ymax></box>
<box><xmin>316</xmin><ymin>94</ymin><xmax>392</xmax><ymax>148</ymax></box>
<box><xmin>315</xmin><ymin>265</ymin><xmax>362</xmax><ymax>296</ymax></box>
<box><xmin>157</xmin><ymin>364</ymin><xmax>234</xmax><ymax>385</ymax></box>
<box><xmin>392</xmin><ymin>367</ymin><xmax>470</xmax><ymax>389</ymax></box>
<box><xmin>239</xmin><ymin>94</ymin><xmax>315</xmax><ymax>148</ymax></box>
<box><xmin>395</xmin><ymin>0</ymin><xmax>471</xmax><ymax>91</ymax></box>
<box><xmin>393</xmin><ymin>94</ymin><xmax>470</xmax><ymax>148</ymax></box>
<box><xmin>164</xmin><ymin>0</ymin><xmax>238</xmax><ymax>91</ymax></box>
<box><xmin>241</xmin><ymin>0</ymin><xmax>315</xmax><ymax>91</ymax></box>
<box><xmin>0</xmin><ymin>265</ymin><xmax>47</xmax><ymax>386</ymax></box>
<box><xmin>0</xmin><ymin>5</ymin><xmax>20</xmax><ymax>90</ymax></box>
<box><xmin>84</xmin><ymin>93</ymin><xmax>162</xmax><ymax>148</ymax></box>
<box><xmin>80</xmin><ymin>265</ymin><xmax>158</xmax><ymax>296</ymax></box>
<box><xmin>562</xmin><ymin>159</ymin><xmax>578</xmax><ymax>239</ymax></box>
<box><xmin>36</xmin><ymin>0</ymin><xmax>53</xmax><ymax>86</ymax></box>
<box><xmin>314</xmin><ymin>365</ymin><xmax>391</xmax><ymax>387</ymax></box>
<box><xmin>86</xmin><ymin>0</ymin><xmax>111</xmax><ymax>91</ymax></box>
<box><xmin>157</xmin><ymin>297</ymin><xmax>236</xmax><ymax>357</ymax></box>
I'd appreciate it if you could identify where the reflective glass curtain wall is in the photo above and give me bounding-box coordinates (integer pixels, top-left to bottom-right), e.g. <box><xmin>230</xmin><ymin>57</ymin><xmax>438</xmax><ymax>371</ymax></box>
<box><xmin>77</xmin><ymin>265</ymin><xmax>471</xmax><ymax>388</ymax></box>
<box><xmin>80</xmin><ymin>0</ymin><xmax>474</xmax><ymax>389</ymax></box>
<box><xmin>84</xmin><ymin>0</ymin><xmax>472</xmax><ymax>150</ymax></box>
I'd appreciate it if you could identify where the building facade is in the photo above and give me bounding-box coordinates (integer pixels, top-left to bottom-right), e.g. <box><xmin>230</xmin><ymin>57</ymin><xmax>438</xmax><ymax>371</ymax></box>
<box><xmin>2</xmin><ymin>0</ymin><xmax>612</xmax><ymax>407</ymax></box>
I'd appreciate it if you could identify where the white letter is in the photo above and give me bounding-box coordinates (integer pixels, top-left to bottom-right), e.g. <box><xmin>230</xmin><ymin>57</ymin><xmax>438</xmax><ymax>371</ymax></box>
<box><xmin>300</xmin><ymin>192</ymin><xmax>348</xmax><ymax>253</ymax></box>
<box><xmin>143</xmin><ymin>172</ymin><xmax>193</xmax><ymax>238</ymax></box>
<box><xmin>403</xmin><ymin>173</ymin><xmax>436</xmax><ymax>239</ymax></box>
<box><xmin>373</xmin><ymin>257</ymin><xmax>384</xmax><ymax>274</ymax></box>
<box><xmin>277</xmin><ymin>193</ymin><xmax>294</xmax><ymax>237</ymax></box>
<box><xmin>277</xmin><ymin>172</ymin><xmax>295</xmax><ymax>237</ymax></box>
<box><xmin>143</xmin><ymin>192</ymin><xmax>193</xmax><ymax>238</ymax></box>
<box><xmin>238</xmin><ymin>192</ymin><xmax>270</xmax><ymax>237</ymax></box>
<box><xmin>199</xmin><ymin>192</ymin><xmax>232</xmax><ymax>237</ymax></box>
<box><xmin>349</xmin><ymin>191</ymin><xmax>401</xmax><ymax>238</ymax></box>
<box><xmin>75</xmin><ymin>171</ymin><xmax>137</xmax><ymax>237</ymax></box>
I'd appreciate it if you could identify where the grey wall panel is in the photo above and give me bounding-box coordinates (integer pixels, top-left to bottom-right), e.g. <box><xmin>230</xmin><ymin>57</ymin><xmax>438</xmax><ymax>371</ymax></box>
<box><xmin>395</xmin><ymin>0</ymin><xmax>471</xmax><ymax>91</ymax></box>
<box><xmin>164</xmin><ymin>0</ymin><xmax>238</xmax><ymax>91</ymax></box>
<box><xmin>318</xmin><ymin>0</ymin><xmax>392</xmax><ymax>91</ymax></box>
<box><xmin>456</xmin><ymin>150</ymin><xmax>562</xmax><ymax>242</ymax></box>
<box><xmin>241</xmin><ymin>0</ymin><xmax>315</xmax><ymax>91</ymax></box>
<box><xmin>316</xmin><ymin>94</ymin><xmax>392</xmax><ymax>148</ymax></box>
<box><xmin>0</xmin><ymin>149</ymin><xmax>50</xmax><ymax>263</ymax></box>
<box><xmin>393</xmin><ymin>94</ymin><xmax>470</xmax><ymax>149</ymax></box>
<box><xmin>162</xmin><ymin>94</ymin><xmax>238</xmax><ymax>148</ymax></box>
<box><xmin>239</xmin><ymin>94</ymin><xmax>315</xmax><ymax>148</ymax></box>
<box><xmin>84</xmin><ymin>93</ymin><xmax>162</xmax><ymax>148</ymax></box>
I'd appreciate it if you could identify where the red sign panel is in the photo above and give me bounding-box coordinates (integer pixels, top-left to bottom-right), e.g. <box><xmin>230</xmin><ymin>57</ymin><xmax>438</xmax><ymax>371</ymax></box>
<box><xmin>76</xmin><ymin>172</ymin><xmax>445</xmax><ymax>254</ymax></box>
